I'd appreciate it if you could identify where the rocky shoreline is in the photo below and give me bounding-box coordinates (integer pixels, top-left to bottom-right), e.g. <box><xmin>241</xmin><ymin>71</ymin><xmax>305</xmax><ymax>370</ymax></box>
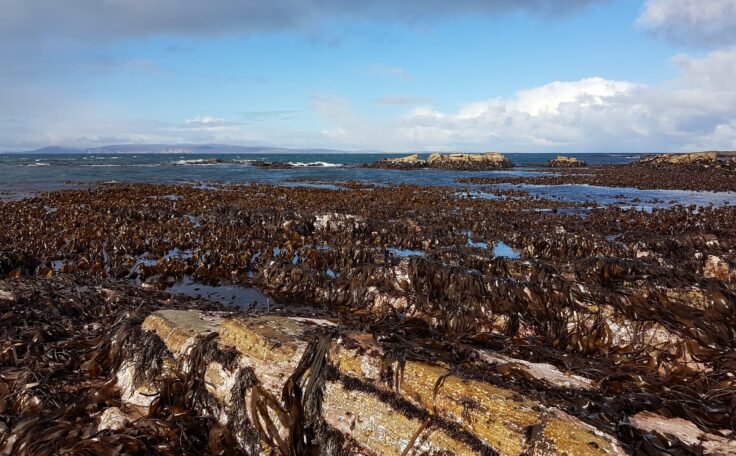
<box><xmin>1</xmin><ymin>179</ymin><xmax>735</xmax><ymax>454</ymax></box>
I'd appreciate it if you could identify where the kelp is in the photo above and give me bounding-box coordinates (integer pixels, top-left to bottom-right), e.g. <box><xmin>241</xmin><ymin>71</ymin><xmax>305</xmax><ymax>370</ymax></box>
<box><xmin>1</xmin><ymin>181</ymin><xmax>735</xmax><ymax>454</ymax></box>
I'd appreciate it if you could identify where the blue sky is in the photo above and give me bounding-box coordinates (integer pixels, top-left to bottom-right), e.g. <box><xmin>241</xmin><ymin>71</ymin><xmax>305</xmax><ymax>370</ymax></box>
<box><xmin>1</xmin><ymin>0</ymin><xmax>736</xmax><ymax>152</ymax></box>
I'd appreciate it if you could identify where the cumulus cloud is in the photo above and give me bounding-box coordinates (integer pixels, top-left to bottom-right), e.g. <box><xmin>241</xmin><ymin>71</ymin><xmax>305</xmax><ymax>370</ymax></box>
<box><xmin>385</xmin><ymin>52</ymin><xmax>736</xmax><ymax>152</ymax></box>
<box><xmin>305</xmin><ymin>51</ymin><xmax>736</xmax><ymax>152</ymax></box>
<box><xmin>638</xmin><ymin>0</ymin><xmax>736</xmax><ymax>46</ymax></box>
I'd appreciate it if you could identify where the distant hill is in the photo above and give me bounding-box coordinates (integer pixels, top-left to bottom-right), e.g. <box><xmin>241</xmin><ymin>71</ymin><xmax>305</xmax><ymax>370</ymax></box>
<box><xmin>2</xmin><ymin>144</ymin><xmax>376</xmax><ymax>154</ymax></box>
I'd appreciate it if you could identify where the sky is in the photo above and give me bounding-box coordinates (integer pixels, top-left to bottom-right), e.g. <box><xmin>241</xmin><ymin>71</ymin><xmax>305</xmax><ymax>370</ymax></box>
<box><xmin>1</xmin><ymin>0</ymin><xmax>736</xmax><ymax>153</ymax></box>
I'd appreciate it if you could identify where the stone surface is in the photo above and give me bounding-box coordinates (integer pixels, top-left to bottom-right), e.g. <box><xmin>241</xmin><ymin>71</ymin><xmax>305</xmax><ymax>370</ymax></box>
<box><xmin>119</xmin><ymin>310</ymin><xmax>626</xmax><ymax>455</ymax></box>
<box><xmin>704</xmin><ymin>255</ymin><xmax>734</xmax><ymax>282</ymax></box>
<box><xmin>97</xmin><ymin>407</ymin><xmax>138</xmax><ymax>431</ymax></box>
<box><xmin>477</xmin><ymin>351</ymin><xmax>593</xmax><ymax>390</ymax></box>
<box><xmin>630</xmin><ymin>411</ymin><xmax>736</xmax><ymax>455</ymax></box>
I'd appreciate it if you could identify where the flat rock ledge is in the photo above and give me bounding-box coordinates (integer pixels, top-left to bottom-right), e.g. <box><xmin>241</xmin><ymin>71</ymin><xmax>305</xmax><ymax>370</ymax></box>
<box><xmin>116</xmin><ymin>309</ymin><xmax>625</xmax><ymax>455</ymax></box>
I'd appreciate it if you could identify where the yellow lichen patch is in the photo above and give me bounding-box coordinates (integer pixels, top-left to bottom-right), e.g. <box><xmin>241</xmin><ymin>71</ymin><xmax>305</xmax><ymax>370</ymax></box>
<box><xmin>398</xmin><ymin>361</ymin><xmax>622</xmax><ymax>456</ymax></box>
<box><xmin>542</xmin><ymin>412</ymin><xmax>623</xmax><ymax>456</ymax></box>
<box><xmin>322</xmin><ymin>382</ymin><xmax>477</xmax><ymax>456</ymax></box>
<box><xmin>220</xmin><ymin>316</ymin><xmax>315</xmax><ymax>362</ymax></box>
<box><xmin>141</xmin><ymin>309</ymin><xmax>223</xmax><ymax>354</ymax></box>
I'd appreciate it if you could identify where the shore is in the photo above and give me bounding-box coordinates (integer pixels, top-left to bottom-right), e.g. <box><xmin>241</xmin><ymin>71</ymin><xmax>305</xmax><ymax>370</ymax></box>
<box><xmin>1</xmin><ymin>172</ymin><xmax>735</xmax><ymax>454</ymax></box>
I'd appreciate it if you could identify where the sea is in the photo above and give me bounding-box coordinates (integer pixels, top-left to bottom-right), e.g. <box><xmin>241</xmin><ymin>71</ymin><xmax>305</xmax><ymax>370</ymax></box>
<box><xmin>1</xmin><ymin>152</ymin><xmax>735</xmax><ymax>208</ymax></box>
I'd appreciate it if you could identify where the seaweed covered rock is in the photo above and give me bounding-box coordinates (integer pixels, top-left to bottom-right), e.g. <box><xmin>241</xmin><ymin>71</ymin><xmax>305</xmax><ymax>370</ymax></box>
<box><xmin>546</xmin><ymin>155</ymin><xmax>587</xmax><ymax>167</ymax></box>
<box><xmin>121</xmin><ymin>309</ymin><xmax>627</xmax><ymax>456</ymax></box>
<box><xmin>427</xmin><ymin>152</ymin><xmax>513</xmax><ymax>170</ymax></box>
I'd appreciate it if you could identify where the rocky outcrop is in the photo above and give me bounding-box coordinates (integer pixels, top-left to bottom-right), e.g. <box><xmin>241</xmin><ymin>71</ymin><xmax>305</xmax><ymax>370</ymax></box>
<box><xmin>370</xmin><ymin>154</ymin><xmax>426</xmax><ymax>169</ymax></box>
<box><xmin>637</xmin><ymin>151</ymin><xmax>736</xmax><ymax>166</ymax></box>
<box><xmin>370</xmin><ymin>152</ymin><xmax>514</xmax><ymax>170</ymax></box>
<box><xmin>546</xmin><ymin>155</ymin><xmax>587</xmax><ymax>167</ymax></box>
<box><xmin>427</xmin><ymin>152</ymin><xmax>513</xmax><ymax>170</ymax></box>
<box><xmin>118</xmin><ymin>309</ymin><xmax>626</xmax><ymax>455</ymax></box>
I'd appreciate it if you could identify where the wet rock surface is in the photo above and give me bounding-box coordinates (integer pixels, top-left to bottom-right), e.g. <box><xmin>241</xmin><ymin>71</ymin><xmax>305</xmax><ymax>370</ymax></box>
<box><xmin>0</xmin><ymin>180</ymin><xmax>735</xmax><ymax>454</ymax></box>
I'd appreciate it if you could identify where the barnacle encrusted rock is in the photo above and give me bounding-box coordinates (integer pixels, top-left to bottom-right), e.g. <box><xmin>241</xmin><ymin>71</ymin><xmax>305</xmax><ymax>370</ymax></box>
<box><xmin>120</xmin><ymin>309</ymin><xmax>627</xmax><ymax>455</ymax></box>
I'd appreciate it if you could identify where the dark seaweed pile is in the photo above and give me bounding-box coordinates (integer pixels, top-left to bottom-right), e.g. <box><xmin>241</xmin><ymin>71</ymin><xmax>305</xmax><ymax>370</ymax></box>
<box><xmin>0</xmin><ymin>275</ymin><xmax>235</xmax><ymax>455</ymax></box>
<box><xmin>1</xmin><ymin>182</ymin><xmax>735</xmax><ymax>454</ymax></box>
<box><xmin>458</xmin><ymin>161</ymin><xmax>736</xmax><ymax>192</ymax></box>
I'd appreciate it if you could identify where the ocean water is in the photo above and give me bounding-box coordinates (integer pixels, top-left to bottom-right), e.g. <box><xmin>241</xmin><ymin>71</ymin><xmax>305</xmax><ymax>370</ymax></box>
<box><xmin>0</xmin><ymin>152</ymin><xmax>734</xmax><ymax>207</ymax></box>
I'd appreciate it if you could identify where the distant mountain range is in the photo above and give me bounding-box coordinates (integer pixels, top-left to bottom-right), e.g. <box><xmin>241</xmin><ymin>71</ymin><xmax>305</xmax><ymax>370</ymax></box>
<box><xmin>2</xmin><ymin>144</ymin><xmax>378</xmax><ymax>154</ymax></box>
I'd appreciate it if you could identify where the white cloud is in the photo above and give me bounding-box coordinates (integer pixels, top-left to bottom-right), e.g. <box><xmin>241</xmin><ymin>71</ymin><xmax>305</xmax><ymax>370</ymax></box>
<box><xmin>639</xmin><ymin>0</ymin><xmax>736</xmax><ymax>46</ymax></box>
<box><xmin>303</xmin><ymin>51</ymin><xmax>736</xmax><ymax>152</ymax></box>
<box><xmin>6</xmin><ymin>50</ymin><xmax>736</xmax><ymax>153</ymax></box>
<box><xmin>371</xmin><ymin>65</ymin><xmax>413</xmax><ymax>80</ymax></box>
<box><xmin>374</xmin><ymin>95</ymin><xmax>433</xmax><ymax>105</ymax></box>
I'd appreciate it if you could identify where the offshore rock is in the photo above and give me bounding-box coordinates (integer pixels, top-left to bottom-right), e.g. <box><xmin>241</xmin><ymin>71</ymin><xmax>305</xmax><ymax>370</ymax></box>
<box><xmin>369</xmin><ymin>152</ymin><xmax>514</xmax><ymax>170</ymax></box>
<box><xmin>118</xmin><ymin>309</ymin><xmax>627</xmax><ymax>455</ymax></box>
<box><xmin>427</xmin><ymin>152</ymin><xmax>513</xmax><ymax>170</ymax></box>
<box><xmin>371</xmin><ymin>153</ymin><xmax>426</xmax><ymax>169</ymax></box>
<box><xmin>637</xmin><ymin>151</ymin><xmax>736</xmax><ymax>165</ymax></box>
<box><xmin>546</xmin><ymin>155</ymin><xmax>587</xmax><ymax>167</ymax></box>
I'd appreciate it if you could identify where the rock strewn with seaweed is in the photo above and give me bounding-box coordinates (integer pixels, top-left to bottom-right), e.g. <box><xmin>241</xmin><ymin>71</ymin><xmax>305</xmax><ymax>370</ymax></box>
<box><xmin>1</xmin><ymin>181</ymin><xmax>735</xmax><ymax>454</ymax></box>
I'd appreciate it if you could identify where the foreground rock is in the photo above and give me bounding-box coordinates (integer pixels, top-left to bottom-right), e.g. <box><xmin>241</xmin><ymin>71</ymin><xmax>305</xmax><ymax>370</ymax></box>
<box><xmin>120</xmin><ymin>309</ymin><xmax>626</xmax><ymax>455</ymax></box>
<box><xmin>546</xmin><ymin>155</ymin><xmax>587</xmax><ymax>167</ymax></box>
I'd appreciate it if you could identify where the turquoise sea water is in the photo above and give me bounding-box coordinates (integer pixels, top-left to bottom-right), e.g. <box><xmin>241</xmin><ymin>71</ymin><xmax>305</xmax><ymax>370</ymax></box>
<box><xmin>1</xmin><ymin>152</ymin><xmax>734</xmax><ymax>207</ymax></box>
